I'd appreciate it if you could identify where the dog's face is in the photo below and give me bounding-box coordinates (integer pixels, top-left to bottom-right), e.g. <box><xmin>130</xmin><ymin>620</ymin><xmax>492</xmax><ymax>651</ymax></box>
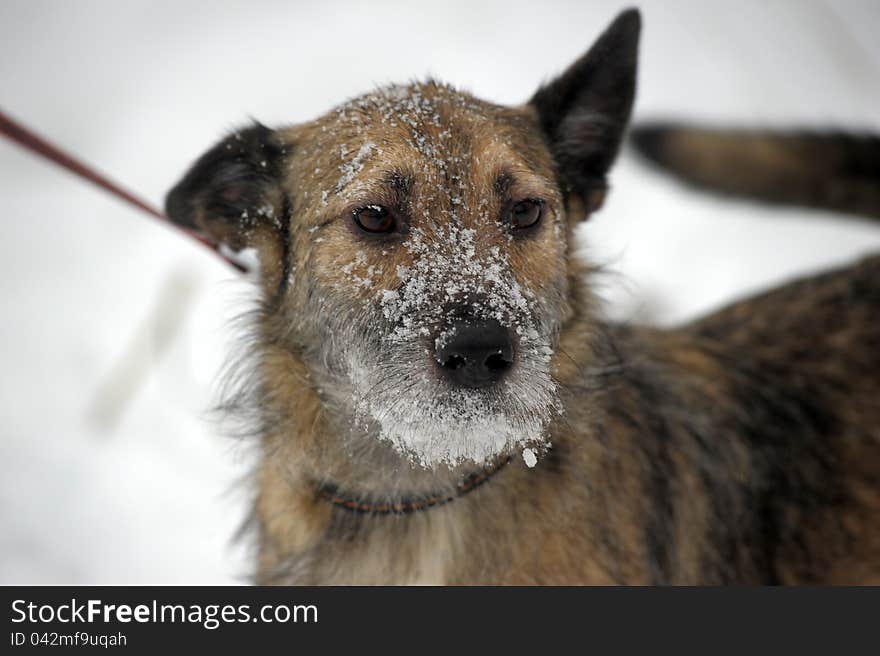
<box><xmin>287</xmin><ymin>83</ymin><xmax>568</xmax><ymax>466</ymax></box>
<box><xmin>165</xmin><ymin>10</ymin><xmax>640</xmax><ymax>469</ymax></box>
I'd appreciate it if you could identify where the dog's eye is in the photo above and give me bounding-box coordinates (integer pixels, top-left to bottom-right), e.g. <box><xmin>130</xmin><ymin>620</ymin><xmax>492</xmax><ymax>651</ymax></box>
<box><xmin>353</xmin><ymin>205</ymin><xmax>395</xmax><ymax>233</ymax></box>
<box><xmin>507</xmin><ymin>199</ymin><xmax>543</xmax><ymax>230</ymax></box>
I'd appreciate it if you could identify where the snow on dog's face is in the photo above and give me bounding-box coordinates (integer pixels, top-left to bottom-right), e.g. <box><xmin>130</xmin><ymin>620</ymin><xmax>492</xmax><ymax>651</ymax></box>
<box><xmin>285</xmin><ymin>83</ymin><xmax>570</xmax><ymax>468</ymax></box>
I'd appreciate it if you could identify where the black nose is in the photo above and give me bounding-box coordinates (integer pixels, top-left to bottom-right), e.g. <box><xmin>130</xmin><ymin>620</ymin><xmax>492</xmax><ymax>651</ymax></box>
<box><xmin>435</xmin><ymin>319</ymin><xmax>514</xmax><ymax>388</ymax></box>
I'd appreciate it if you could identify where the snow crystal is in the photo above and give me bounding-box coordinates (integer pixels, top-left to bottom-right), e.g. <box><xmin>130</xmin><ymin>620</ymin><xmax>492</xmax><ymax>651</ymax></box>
<box><xmin>378</xmin><ymin>224</ymin><xmax>537</xmax><ymax>346</ymax></box>
<box><xmin>335</xmin><ymin>142</ymin><xmax>378</xmax><ymax>192</ymax></box>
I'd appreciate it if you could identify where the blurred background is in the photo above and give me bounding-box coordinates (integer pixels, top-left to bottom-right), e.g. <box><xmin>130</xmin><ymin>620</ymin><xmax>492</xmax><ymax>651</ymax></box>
<box><xmin>2</xmin><ymin>0</ymin><xmax>879</xmax><ymax>584</ymax></box>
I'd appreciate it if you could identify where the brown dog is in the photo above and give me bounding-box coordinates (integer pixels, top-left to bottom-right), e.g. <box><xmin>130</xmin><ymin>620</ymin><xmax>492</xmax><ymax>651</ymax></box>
<box><xmin>165</xmin><ymin>9</ymin><xmax>880</xmax><ymax>584</ymax></box>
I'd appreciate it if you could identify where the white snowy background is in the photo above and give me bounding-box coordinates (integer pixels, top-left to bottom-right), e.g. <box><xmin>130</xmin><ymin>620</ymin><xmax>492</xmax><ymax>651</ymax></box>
<box><xmin>2</xmin><ymin>0</ymin><xmax>879</xmax><ymax>584</ymax></box>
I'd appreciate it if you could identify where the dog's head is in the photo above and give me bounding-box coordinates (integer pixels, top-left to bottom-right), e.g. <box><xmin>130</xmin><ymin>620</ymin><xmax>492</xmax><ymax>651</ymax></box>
<box><xmin>166</xmin><ymin>10</ymin><xmax>639</xmax><ymax>468</ymax></box>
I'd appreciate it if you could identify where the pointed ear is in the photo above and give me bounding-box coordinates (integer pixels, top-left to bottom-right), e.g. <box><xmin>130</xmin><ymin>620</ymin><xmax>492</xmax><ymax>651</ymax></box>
<box><xmin>529</xmin><ymin>8</ymin><xmax>640</xmax><ymax>217</ymax></box>
<box><xmin>165</xmin><ymin>122</ymin><xmax>286</xmax><ymax>252</ymax></box>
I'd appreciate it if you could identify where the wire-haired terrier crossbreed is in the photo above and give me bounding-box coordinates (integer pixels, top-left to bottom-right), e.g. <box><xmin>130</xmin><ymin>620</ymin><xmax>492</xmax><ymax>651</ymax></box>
<box><xmin>166</xmin><ymin>9</ymin><xmax>880</xmax><ymax>584</ymax></box>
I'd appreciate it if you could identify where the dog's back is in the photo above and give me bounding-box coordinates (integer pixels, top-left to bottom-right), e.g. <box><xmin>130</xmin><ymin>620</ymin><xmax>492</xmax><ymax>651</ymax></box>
<box><xmin>624</xmin><ymin>125</ymin><xmax>880</xmax><ymax>582</ymax></box>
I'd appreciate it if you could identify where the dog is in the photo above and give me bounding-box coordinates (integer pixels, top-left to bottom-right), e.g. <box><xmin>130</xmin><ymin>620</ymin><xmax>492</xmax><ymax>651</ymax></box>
<box><xmin>165</xmin><ymin>8</ymin><xmax>880</xmax><ymax>584</ymax></box>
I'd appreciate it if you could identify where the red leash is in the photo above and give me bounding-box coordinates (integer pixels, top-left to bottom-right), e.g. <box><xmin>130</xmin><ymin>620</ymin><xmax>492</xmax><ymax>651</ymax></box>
<box><xmin>0</xmin><ymin>108</ymin><xmax>247</xmax><ymax>273</ymax></box>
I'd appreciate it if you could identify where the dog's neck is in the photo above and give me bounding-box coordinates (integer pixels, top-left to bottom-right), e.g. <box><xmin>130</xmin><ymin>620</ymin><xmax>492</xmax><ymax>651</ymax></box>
<box><xmin>314</xmin><ymin>454</ymin><xmax>512</xmax><ymax>515</ymax></box>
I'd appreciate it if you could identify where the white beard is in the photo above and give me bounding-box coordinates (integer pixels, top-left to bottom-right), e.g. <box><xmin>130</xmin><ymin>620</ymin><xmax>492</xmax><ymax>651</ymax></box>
<box><xmin>346</xmin><ymin>337</ymin><xmax>559</xmax><ymax>468</ymax></box>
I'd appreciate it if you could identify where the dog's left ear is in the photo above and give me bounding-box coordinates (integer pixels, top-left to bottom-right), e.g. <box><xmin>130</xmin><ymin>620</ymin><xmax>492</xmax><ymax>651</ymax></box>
<box><xmin>165</xmin><ymin>122</ymin><xmax>285</xmax><ymax>253</ymax></box>
<box><xmin>529</xmin><ymin>8</ymin><xmax>640</xmax><ymax>218</ymax></box>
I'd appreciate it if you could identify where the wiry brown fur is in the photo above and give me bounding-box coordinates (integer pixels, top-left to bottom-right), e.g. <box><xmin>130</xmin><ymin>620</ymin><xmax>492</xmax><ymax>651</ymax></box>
<box><xmin>166</xmin><ymin>9</ymin><xmax>880</xmax><ymax>584</ymax></box>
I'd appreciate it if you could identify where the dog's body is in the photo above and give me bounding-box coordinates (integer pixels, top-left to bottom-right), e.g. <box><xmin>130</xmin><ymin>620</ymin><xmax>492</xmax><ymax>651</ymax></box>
<box><xmin>167</xmin><ymin>10</ymin><xmax>880</xmax><ymax>584</ymax></box>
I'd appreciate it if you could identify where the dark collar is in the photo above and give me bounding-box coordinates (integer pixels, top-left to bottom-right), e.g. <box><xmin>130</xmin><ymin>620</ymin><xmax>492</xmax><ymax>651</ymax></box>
<box><xmin>315</xmin><ymin>456</ymin><xmax>512</xmax><ymax>515</ymax></box>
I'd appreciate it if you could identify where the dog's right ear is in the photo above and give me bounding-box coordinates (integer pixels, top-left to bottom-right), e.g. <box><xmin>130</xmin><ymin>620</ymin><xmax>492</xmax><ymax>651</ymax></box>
<box><xmin>165</xmin><ymin>122</ymin><xmax>285</xmax><ymax>253</ymax></box>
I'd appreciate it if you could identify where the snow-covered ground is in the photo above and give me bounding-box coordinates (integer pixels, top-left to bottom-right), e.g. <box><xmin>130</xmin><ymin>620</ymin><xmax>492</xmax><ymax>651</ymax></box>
<box><xmin>2</xmin><ymin>0</ymin><xmax>879</xmax><ymax>584</ymax></box>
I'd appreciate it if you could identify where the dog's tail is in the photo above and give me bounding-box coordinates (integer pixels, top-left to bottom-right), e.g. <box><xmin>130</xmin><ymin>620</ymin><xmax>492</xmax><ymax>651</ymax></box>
<box><xmin>630</xmin><ymin>124</ymin><xmax>880</xmax><ymax>220</ymax></box>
